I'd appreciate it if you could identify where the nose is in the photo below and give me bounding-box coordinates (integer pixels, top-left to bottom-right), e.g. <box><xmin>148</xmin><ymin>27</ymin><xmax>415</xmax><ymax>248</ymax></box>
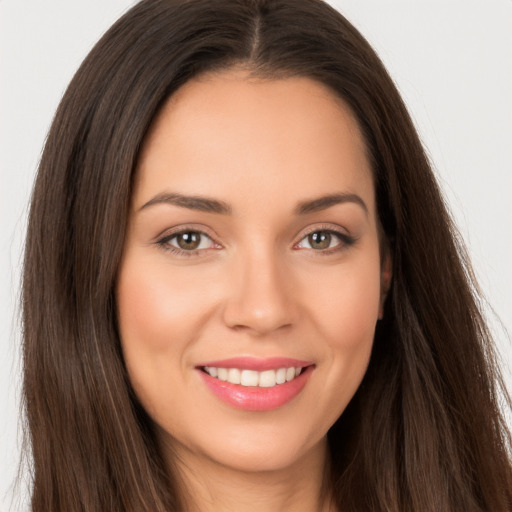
<box><xmin>221</xmin><ymin>247</ymin><xmax>297</xmax><ymax>336</ymax></box>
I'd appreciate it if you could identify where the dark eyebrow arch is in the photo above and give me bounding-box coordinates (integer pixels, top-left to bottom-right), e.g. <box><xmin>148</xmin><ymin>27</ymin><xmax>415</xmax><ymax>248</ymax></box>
<box><xmin>295</xmin><ymin>193</ymin><xmax>368</xmax><ymax>216</ymax></box>
<box><xmin>139</xmin><ymin>192</ymin><xmax>232</xmax><ymax>214</ymax></box>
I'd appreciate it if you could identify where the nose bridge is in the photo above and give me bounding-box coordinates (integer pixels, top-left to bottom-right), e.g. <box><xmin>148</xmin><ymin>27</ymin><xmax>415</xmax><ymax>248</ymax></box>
<box><xmin>222</xmin><ymin>240</ymin><xmax>296</xmax><ymax>335</ymax></box>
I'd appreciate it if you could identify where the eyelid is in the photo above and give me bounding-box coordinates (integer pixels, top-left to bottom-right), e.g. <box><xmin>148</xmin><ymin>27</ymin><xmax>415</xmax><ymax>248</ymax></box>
<box><xmin>294</xmin><ymin>223</ymin><xmax>351</xmax><ymax>241</ymax></box>
<box><xmin>154</xmin><ymin>223</ymin><xmax>220</xmax><ymax>242</ymax></box>
<box><xmin>155</xmin><ymin>225</ymin><xmax>222</xmax><ymax>256</ymax></box>
<box><xmin>293</xmin><ymin>223</ymin><xmax>356</xmax><ymax>252</ymax></box>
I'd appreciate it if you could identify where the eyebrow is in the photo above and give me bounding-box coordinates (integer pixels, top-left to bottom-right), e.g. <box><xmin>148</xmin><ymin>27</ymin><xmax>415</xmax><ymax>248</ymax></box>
<box><xmin>295</xmin><ymin>193</ymin><xmax>368</xmax><ymax>216</ymax></box>
<box><xmin>138</xmin><ymin>191</ymin><xmax>368</xmax><ymax>216</ymax></box>
<box><xmin>139</xmin><ymin>192</ymin><xmax>232</xmax><ymax>214</ymax></box>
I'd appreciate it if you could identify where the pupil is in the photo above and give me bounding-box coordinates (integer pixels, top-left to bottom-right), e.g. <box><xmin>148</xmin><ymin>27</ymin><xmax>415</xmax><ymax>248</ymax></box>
<box><xmin>309</xmin><ymin>231</ymin><xmax>331</xmax><ymax>250</ymax></box>
<box><xmin>178</xmin><ymin>232</ymin><xmax>200</xmax><ymax>250</ymax></box>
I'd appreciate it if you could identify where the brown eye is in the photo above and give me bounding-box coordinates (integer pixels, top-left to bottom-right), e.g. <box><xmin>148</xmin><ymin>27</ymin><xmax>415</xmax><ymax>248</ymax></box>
<box><xmin>295</xmin><ymin>229</ymin><xmax>354</xmax><ymax>253</ymax></box>
<box><xmin>307</xmin><ymin>231</ymin><xmax>332</xmax><ymax>250</ymax></box>
<box><xmin>175</xmin><ymin>232</ymin><xmax>201</xmax><ymax>250</ymax></box>
<box><xmin>161</xmin><ymin>230</ymin><xmax>215</xmax><ymax>252</ymax></box>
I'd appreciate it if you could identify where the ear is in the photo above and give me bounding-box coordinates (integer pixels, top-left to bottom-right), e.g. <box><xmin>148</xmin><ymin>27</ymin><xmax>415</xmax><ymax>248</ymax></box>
<box><xmin>379</xmin><ymin>252</ymin><xmax>392</xmax><ymax>320</ymax></box>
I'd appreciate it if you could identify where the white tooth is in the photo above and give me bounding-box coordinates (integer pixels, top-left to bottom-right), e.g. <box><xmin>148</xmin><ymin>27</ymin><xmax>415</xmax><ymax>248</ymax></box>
<box><xmin>217</xmin><ymin>367</ymin><xmax>228</xmax><ymax>381</ymax></box>
<box><xmin>259</xmin><ymin>369</ymin><xmax>277</xmax><ymax>387</ymax></box>
<box><xmin>285</xmin><ymin>367</ymin><xmax>295</xmax><ymax>382</ymax></box>
<box><xmin>276</xmin><ymin>367</ymin><xmax>286</xmax><ymax>384</ymax></box>
<box><xmin>295</xmin><ymin>367</ymin><xmax>301</xmax><ymax>377</ymax></box>
<box><xmin>241</xmin><ymin>369</ymin><xmax>259</xmax><ymax>387</ymax></box>
<box><xmin>206</xmin><ymin>366</ymin><xmax>218</xmax><ymax>378</ymax></box>
<box><xmin>227</xmin><ymin>368</ymin><xmax>241</xmax><ymax>385</ymax></box>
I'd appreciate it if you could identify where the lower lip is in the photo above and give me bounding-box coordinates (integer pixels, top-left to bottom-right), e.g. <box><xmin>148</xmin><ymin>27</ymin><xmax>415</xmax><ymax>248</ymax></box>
<box><xmin>198</xmin><ymin>366</ymin><xmax>314</xmax><ymax>411</ymax></box>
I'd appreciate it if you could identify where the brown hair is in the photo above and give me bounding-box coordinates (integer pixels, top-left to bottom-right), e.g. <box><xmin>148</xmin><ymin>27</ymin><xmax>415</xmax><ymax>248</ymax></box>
<box><xmin>22</xmin><ymin>0</ymin><xmax>512</xmax><ymax>510</ymax></box>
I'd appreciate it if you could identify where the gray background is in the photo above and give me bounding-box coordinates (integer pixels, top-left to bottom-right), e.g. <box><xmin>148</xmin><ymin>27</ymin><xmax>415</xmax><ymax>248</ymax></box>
<box><xmin>1</xmin><ymin>1</ymin><xmax>511</xmax><ymax>510</ymax></box>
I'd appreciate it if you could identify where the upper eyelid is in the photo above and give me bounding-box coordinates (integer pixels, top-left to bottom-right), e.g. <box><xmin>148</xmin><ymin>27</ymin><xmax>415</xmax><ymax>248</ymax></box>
<box><xmin>164</xmin><ymin>230</ymin><xmax>214</xmax><ymax>244</ymax></box>
<box><xmin>294</xmin><ymin>228</ymin><xmax>351</xmax><ymax>249</ymax></box>
<box><xmin>155</xmin><ymin>224</ymin><xmax>219</xmax><ymax>243</ymax></box>
<box><xmin>294</xmin><ymin>223</ymin><xmax>351</xmax><ymax>241</ymax></box>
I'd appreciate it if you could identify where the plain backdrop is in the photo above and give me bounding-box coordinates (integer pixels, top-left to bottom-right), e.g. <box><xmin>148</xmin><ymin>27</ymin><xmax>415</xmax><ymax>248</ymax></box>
<box><xmin>1</xmin><ymin>1</ymin><xmax>511</xmax><ymax>510</ymax></box>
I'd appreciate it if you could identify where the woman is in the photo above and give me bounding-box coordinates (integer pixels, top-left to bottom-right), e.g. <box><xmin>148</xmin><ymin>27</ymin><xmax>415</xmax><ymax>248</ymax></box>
<box><xmin>22</xmin><ymin>0</ymin><xmax>512</xmax><ymax>510</ymax></box>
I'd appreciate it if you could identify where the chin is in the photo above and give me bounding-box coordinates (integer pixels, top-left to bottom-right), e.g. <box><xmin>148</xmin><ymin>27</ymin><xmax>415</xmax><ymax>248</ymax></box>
<box><xmin>160</xmin><ymin>417</ymin><xmax>330</xmax><ymax>476</ymax></box>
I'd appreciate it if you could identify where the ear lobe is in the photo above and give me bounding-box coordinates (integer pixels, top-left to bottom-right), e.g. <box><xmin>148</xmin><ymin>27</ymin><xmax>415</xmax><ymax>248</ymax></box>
<box><xmin>379</xmin><ymin>254</ymin><xmax>393</xmax><ymax>319</ymax></box>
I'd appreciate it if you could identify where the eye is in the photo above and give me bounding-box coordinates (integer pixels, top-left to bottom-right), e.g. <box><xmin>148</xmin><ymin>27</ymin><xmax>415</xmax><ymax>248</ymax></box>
<box><xmin>158</xmin><ymin>230</ymin><xmax>217</xmax><ymax>253</ymax></box>
<box><xmin>295</xmin><ymin>229</ymin><xmax>353</xmax><ymax>252</ymax></box>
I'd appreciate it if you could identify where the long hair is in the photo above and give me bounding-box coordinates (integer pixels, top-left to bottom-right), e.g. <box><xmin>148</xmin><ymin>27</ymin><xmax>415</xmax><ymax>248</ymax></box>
<box><xmin>22</xmin><ymin>0</ymin><xmax>512</xmax><ymax>510</ymax></box>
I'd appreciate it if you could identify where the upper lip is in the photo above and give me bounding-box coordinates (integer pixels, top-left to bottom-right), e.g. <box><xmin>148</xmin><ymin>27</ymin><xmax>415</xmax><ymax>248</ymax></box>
<box><xmin>196</xmin><ymin>357</ymin><xmax>314</xmax><ymax>372</ymax></box>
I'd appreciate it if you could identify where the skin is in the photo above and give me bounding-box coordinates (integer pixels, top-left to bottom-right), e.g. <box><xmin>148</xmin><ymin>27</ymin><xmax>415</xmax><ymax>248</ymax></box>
<box><xmin>116</xmin><ymin>69</ymin><xmax>391</xmax><ymax>512</ymax></box>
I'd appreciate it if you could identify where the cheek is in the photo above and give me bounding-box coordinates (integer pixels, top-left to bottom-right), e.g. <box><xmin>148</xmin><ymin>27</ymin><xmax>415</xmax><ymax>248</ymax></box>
<box><xmin>305</xmin><ymin>254</ymin><xmax>381</xmax><ymax>418</ymax></box>
<box><xmin>116</xmin><ymin>254</ymin><xmax>217</xmax><ymax>419</ymax></box>
<box><xmin>116</xmin><ymin>257</ymin><xmax>213</xmax><ymax>355</ymax></box>
<box><xmin>309</xmin><ymin>255</ymin><xmax>382</xmax><ymax>348</ymax></box>
<box><xmin>115</xmin><ymin>255</ymin><xmax>213</xmax><ymax>415</ymax></box>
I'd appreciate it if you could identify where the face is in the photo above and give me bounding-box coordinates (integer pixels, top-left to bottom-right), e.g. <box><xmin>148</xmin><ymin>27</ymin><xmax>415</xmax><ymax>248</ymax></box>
<box><xmin>117</xmin><ymin>70</ymin><xmax>391</xmax><ymax>475</ymax></box>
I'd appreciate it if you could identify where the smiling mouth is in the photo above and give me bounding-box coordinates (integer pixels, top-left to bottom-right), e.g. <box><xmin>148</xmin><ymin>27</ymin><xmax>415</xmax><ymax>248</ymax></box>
<box><xmin>196</xmin><ymin>357</ymin><xmax>314</xmax><ymax>410</ymax></box>
<box><xmin>201</xmin><ymin>366</ymin><xmax>305</xmax><ymax>388</ymax></box>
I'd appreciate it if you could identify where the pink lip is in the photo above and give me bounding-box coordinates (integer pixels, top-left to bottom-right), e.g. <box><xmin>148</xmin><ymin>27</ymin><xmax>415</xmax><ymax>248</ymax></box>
<box><xmin>196</xmin><ymin>360</ymin><xmax>314</xmax><ymax>411</ymax></box>
<box><xmin>196</xmin><ymin>357</ymin><xmax>313</xmax><ymax>371</ymax></box>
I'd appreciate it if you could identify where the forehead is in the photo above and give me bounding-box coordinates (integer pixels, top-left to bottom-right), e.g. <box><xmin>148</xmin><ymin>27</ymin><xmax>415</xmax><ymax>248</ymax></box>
<box><xmin>134</xmin><ymin>70</ymin><xmax>375</xmax><ymax>216</ymax></box>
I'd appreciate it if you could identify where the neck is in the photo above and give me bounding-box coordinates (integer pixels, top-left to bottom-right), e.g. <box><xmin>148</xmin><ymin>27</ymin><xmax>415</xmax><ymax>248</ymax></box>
<box><xmin>165</xmin><ymin>437</ymin><xmax>336</xmax><ymax>512</ymax></box>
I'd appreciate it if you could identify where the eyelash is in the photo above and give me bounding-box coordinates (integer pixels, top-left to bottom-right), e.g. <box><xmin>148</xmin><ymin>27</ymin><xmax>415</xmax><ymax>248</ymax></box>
<box><xmin>294</xmin><ymin>226</ymin><xmax>356</xmax><ymax>255</ymax></box>
<box><xmin>156</xmin><ymin>225</ymin><xmax>356</xmax><ymax>257</ymax></box>
<box><xmin>156</xmin><ymin>228</ymin><xmax>220</xmax><ymax>257</ymax></box>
